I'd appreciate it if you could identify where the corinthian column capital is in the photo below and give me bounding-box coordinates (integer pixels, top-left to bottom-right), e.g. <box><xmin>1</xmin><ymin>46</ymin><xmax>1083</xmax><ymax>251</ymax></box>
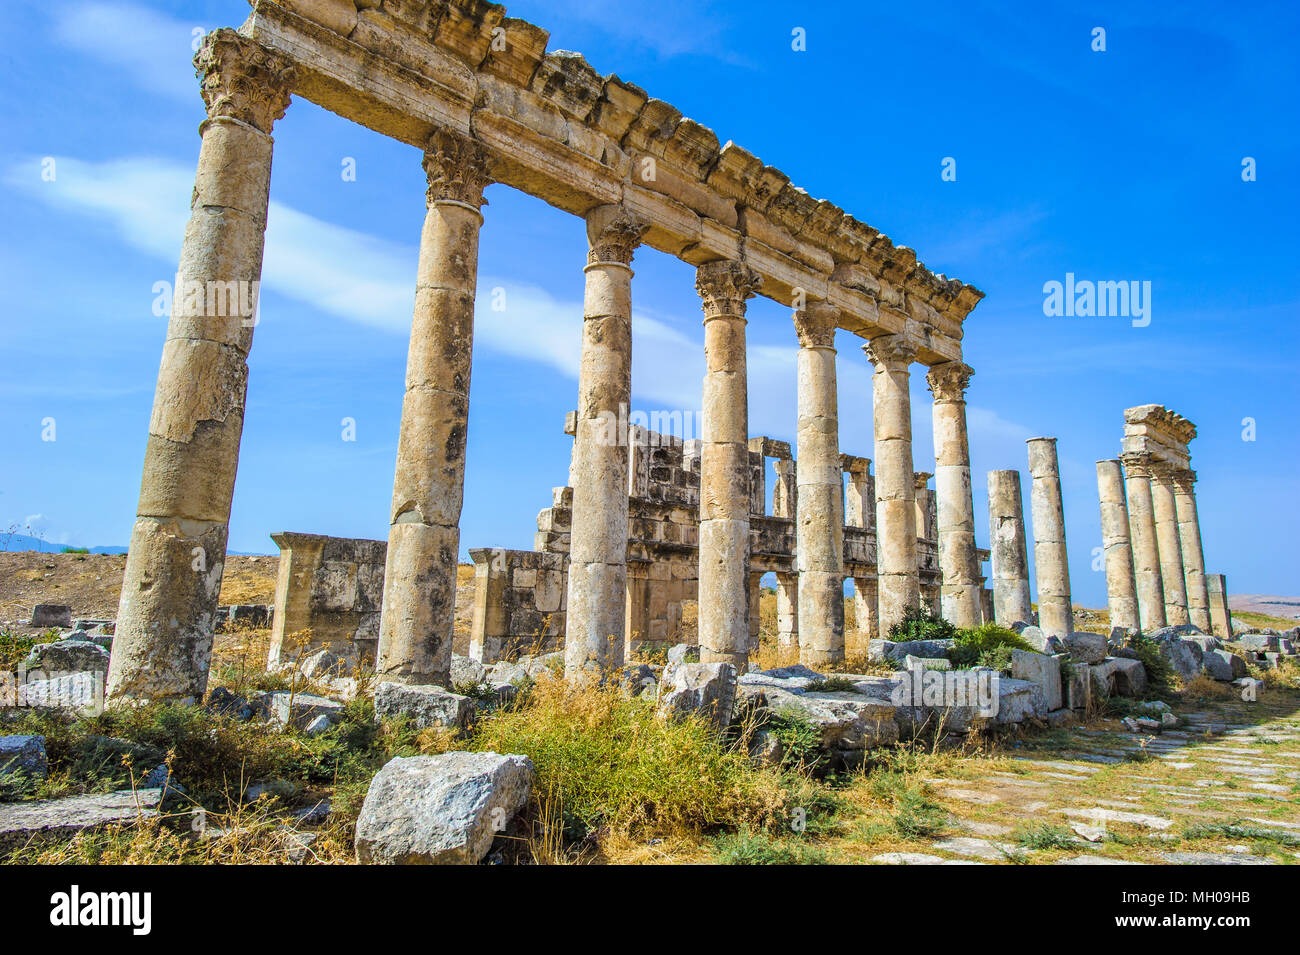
<box><xmin>862</xmin><ymin>333</ymin><xmax>917</xmax><ymax>370</ymax></box>
<box><xmin>423</xmin><ymin>128</ymin><xmax>491</xmax><ymax>208</ymax></box>
<box><xmin>925</xmin><ymin>361</ymin><xmax>974</xmax><ymax>401</ymax></box>
<box><xmin>195</xmin><ymin>29</ymin><xmax>296</xmax><ymax>134</ymax></box>
<box><xmin>695</xmin><ymin>260</ymin><xmax>761</xmax><ymax>320</ymax></box>
<box><xmin>793</xmin><ymin>302</ymin><xmax>839</xmax><ymax>349</ymax></box>
<box><xmin>587</xmin><ymin>206</ymin><xmax>648</xmax><ymax>266</ymax></box>
<box><xmin>1172</xmin><ymin>467</ymin><xmax>1198</xmax><ymax>493</ymax></box>
<box><xmin>1119</xmin><ymin>450</ymin><xmax>1154</xmax><ymax>480</ymax></box>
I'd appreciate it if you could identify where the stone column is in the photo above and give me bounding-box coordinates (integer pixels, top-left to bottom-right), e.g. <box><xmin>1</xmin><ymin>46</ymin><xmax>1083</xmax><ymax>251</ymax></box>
<box><xmin>776</xmin><ymin>573</ymin><xmax>799</xmax><ymax>649</ymax></box>
<box><xmin>772</xmin><ymin>458</ymin><xmax>797</xmax><ymax>518</ymax></box>
<box><xmin>926</xmin><ymin>362</ymin><xmax>981</xmax><ymax>628</ymax></box>
<box><xmin>107</xmin><ymin>32</ymin><xmax>295</xmax><ymax>705</ymax></box>
<box><xmin>695</xmin><ymin>260</ymin><xmax>761</xmax><ymax>668</ymax></box>
<box><xmin>376</xmin><ymin>128</ymin><xmax>490</xmax><ymax>686</ymax></box>
<box><xmin>1026</xmin><ymin>438</ymin><xmax>1073</xmax><ymax>639</ymax></box>
<box><xmin>1149</xmin><ymin>462</ymin><xmax>1189</xmax><ymax>626</ymax></box>
<box><xmin>1206</xmin><ymin>574</ymin><xmax>1233</xmax><ymax>639</ymax></box>
<box><xmin>1096</xmin><ymin>459</ymin><xmax>1140</xmax><ymax>631</ymax></box>
<box><xmin>1120</xmin><ymin>452</ymin><xmax>1166</xmax><ymax>632</ymax></box>
<box><xmin>987</xmin><ymin>470</ymin><xmax>1034</xmax><ymax>627</ymax></box>
<box><xmin>864</xmin><ymin>335</ymin><xmax>919</xmax><ymax>635</ymax></box>
<box><xmin>747</xmin><ymin>571</ymin><xmax>763</xmax><ymax>655</ymax></box>
<box><xmin>794</xmin><ymin>303</ymin><xmax>845</xmax><ymax>666</ymax></box>
<box><xmin>853</xmin><ymin>578</ymin><xmax>880</xmax><ymax>641</ymax></box>
<box><xmin>843</xmin><ymin>459</ymin><xmax>872</xmax><ymax>529</ymax></box>
<box><xmin>1173</xmin><ymin>469</ymin><xmax>1212</xmax><ymax>632</ymax></box>
<box><xmin>563</xmin><ymin>206</ymin><xmax>647</xmax><ymax>676</ymax></box>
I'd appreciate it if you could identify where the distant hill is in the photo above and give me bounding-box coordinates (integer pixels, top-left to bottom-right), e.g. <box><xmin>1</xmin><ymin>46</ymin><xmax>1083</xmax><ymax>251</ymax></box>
<box><xmin>0</xmin><ymin>534</ymin><xmax>127</xmax><ymax>554</ymax></box>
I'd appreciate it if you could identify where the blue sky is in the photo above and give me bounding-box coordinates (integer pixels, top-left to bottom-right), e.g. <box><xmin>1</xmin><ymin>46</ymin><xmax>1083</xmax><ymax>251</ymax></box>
<box><xmin>1</xmin><ymin>0</ymin><xmax>1297</xmax><ymax>606</ymax></box>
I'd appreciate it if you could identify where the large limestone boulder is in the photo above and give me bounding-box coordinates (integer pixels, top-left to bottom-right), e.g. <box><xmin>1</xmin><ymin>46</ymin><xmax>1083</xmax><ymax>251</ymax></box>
<box><xmin>1202</xmin><ymin>649</ymin><xmax>1247</xmax><ymax>682</ymax></box>
<box><xmin>1062</xmin><ymin>632</ymin><xmax>1108</xmax><ymax>665</ymax></box>
<box><xmin>991</xmin><ymin>677</ymin><xmax>1049</xmax><ymax>725</ymax></box>
<box><xmin>1010</xmin><ymin>649</ymin><xmax>1062</xmax><ymax>710</ymax></box>
<box><xmin>0</xmin><ymin>736</ymin><xmax>47</xmax><ymax>779</ymax></box>
<box><xmin>374</xmin><ymin>682</ymin><xmax>475</xmax><ymax>731</ymax></box>
<box><xmin>0</xmin><ymin>788</ymin><xmax>167</xmax><ymax>853</ymax></box>
<box><xmin>1107</xmin><ymin>657</ymin><xmax>1148</xmax><ymax>697</ymax></box>
<box><xmin>354</xmin><ymin>752</ymin><xmax>533</xmax><ymax>864</ymax></box>
<box><xmin>24</xmin><ymin>639</ymin><xmax>110</xmax><ymax>673</ymax></box>
<box><xmin>658</xmin><ymin>662</ymin><xmax>737</xmax><ymax>729</ymax></box>
<box><xmin>1238</xmin><ymin>633</ymin><xmax>1279</xmax><ymax>652</ymax></box>
<box><xmin>1016</xmin><ymin>625</ymin><xmax>1063</xmax><ymax>655</ymax></box>
<box><xmin>762</xmin><ymin>686</ymin><xmax>899</xmax><ymax>754</ymax></box>
<box><xmin>1151</xmin><ymin>631</ymin><xmax>1204</xmax><ymax>682</ymax></box>
<box><xmin>252</xmin><ymin>690</ymin><xmax>344</xmax><ymax>732</ymax></box>
<box><xmin>867</xmin><ymin>638</ymin><xmax>953</xmax><ymax>664</ymax></box>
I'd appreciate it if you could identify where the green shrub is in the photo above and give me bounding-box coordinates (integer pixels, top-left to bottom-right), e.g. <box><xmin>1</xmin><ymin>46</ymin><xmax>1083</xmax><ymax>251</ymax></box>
<box><xmin>948</xmin><ymin>623</ymin><xmax>1034</xmax><ymax>670</ymax></box>
<box><xmin>804</xmin><ymin>676</ymin><xmax>859</xmax><ymax>694</ymax></box>
<box><xmin>713</xmin><ymin>830</ymin><xmax>827</xmax><ymax>864</ymax></box>
<box><xmin>1127</xmin><ymin>634</ymin><xmax>1175</xmax><ymax>698</ymax></box>
<box><xmin>888</xmin><ymin>605</ymin><xmax>960</xmax><ymax>643</ymax></box>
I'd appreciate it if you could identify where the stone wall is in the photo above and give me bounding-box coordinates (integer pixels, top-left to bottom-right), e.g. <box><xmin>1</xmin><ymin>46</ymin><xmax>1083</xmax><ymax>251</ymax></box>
<box><xmin>468</xmin><ymin>548</ymin><xmax>567</xmax><ymax>663</ymax></box>
<box><xmin>269</xmin><ymin>532</ymin><xmax>386</xmax><ymax>667</ymax></box>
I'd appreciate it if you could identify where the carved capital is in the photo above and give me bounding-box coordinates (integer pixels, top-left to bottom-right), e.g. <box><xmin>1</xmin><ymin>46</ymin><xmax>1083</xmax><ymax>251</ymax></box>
<box><xmin>423</xmin><ymin>128</ymin><xmax>490</xmax><ymax>208</ymax></box>
<box><xmin>925</xmin><ymin>361</ymin><xmax>974</xmax><ymax>402</ymax></box>
<box><xmin>195</xmin><ymin>29</ymin><xmax>296</xmax><ymax>134</ymax></box>
<box><xmin>1172</xmin><ymin>467</ymin><xmax>1197</xmax><ymax>493</ymax></box>
<box><xmin>862</xmin><ymin>333</ymin><xmax>917</xmax><ymax>370</ymax></box>
<box><xmin>587</xmin><ymin>207</ymin><xmax>648</xmax><ymax>266</ymax></box>
<box><xmin>1119</xmin><ymin>451</ymin><xmax>1153</xmax><ymax>480</ymax></box>
<box><xmin>695</xmin><ymin>260</ymin><xmax>761</xmax><ymax>320</ymax></box>
<box><xmin>793</xmin><ymin>302</ymin><xmax>839</xmax><ymax>349</ymax></box>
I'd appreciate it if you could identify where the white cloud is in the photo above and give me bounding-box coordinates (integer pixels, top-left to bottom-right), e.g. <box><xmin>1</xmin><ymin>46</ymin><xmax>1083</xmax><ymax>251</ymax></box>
<box><xmin>52</xmin><ymin>2</ymin><xmax>202</xmax><ymax>102</ymax></box>
<box><xmin>5</xmin><ymin>153</ymin><xmax>1037</xmax><ymax>468</ymax></box>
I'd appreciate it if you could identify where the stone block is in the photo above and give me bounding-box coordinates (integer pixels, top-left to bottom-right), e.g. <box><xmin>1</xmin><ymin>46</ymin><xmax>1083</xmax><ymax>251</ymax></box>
<box><xmin>374</xmin><ymin>682</ymin><xmax>475</xmax><ymax>732</ymax></box>
<box><xmin>29</xmin><ymin>604</ymin><xmax>71</xmax><ymax>628</ymax></box>
<box><xmin>1010</xmin><ymin>649</ymin><xmax>1062</xmax><ymax>710</ymax></box>
<box><xmin>1062</xmin><ymin>632</ymin><xmax>1108</xmax><ymax>664</ymax></box>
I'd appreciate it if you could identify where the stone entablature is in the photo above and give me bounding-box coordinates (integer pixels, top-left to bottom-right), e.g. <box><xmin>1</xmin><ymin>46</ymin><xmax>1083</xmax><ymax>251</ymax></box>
<box><xmin>242</xmin><ymin>0</ymin><xmax>982</xmax><ymax>363</ymax></box>
<box><xmin>1122</xmin><ymin>403</ymin><xmax>1197</xmax><ymax>471</ymax></box>
<box><xmin>269</xmin><ymin>531</ymin><xmax>386</xmax><ymax>666</ymax></box>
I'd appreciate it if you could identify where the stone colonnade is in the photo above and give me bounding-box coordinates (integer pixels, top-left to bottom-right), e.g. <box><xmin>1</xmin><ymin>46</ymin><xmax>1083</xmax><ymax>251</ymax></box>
<box><xmin>1110</xmin><ymin>406</ymin><xmax>1219</xmax><ymax>635</ymax></box>
<box><xmin>107</xmin><ymin>21</ymin><xmax>990</xmax><ymax>702</ymax></box>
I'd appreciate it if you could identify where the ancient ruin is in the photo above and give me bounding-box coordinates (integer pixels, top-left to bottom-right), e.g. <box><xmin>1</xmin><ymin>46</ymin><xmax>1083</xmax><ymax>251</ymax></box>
<box><xmin>105</xmin><ymin>0</ymin><xmax>989</xmax><ymax>703</ymax></box>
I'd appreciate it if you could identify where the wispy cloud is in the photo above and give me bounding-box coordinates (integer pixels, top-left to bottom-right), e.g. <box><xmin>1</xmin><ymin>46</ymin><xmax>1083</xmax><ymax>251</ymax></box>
<box><xmin>51</xmin><ymin>2</ymin><xmax>201</xmax><ymax>102</ymax></box>
<box><xmin>5</xmin><ymin>153</ymin><xmax>1039</xmax><ymax>465</ymax></box>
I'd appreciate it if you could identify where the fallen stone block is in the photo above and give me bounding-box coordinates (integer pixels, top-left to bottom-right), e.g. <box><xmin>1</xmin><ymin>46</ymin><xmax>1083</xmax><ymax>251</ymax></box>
<box><xmin>1107</xmin><ymin>657</ymin><xmax>1148</xmax><ymax>697</ymax></box>
<box><xmin>658</xmin><ymin>662</ymin><xmax>737</xmax><ymax>729</ymax></box>
<box><xmin>992</xmin><ymin>677</ymin><xmax>1048</xmax><ymax>725</ymax></box>
<box><xmin>0</xmin><ymin>788</ymin><xmax>166</xmax><ymax>853</ymax></box>
<box><xmin>374</xmin><ymin>682</ymin><xmax>475</xmax><ymax>732</ymax></box>
<box><xmin>29</xmin><ymin>604</ymin><xmax>71</xmax><ymax>629</ymax></box>
<box><xmin>666</xmin><ymin>643</ymin><xmax>700</xmax><ymax>666</ymax></box>
<box><xmin>1062</xmin><ymin>632</ymin><xmax>1108</xmax><ymax>665</ymax></box>
<box><xmin>354</xmin><ymin>752</ymin><xmax>533</xmax><ymax>864</ymax></box>
<box><xmin>24</xmin><ymin>639</ymin><xmax>110</xmax><ymax>673</ymax></box>
<box><xmin>17</xmin><ymin>671</ymin><xmax>104</xmax><ymax>714</ymax></box>
<box><xmin>867</xmin><ymin>638</ymin><xmax>953</xmax><ymax>663</ymax></box>
<box><xmin>1202</xmin><ymin>649</ymin><xmax>1247</xmax><ymax>682</ymax></box>
<box><xmin>1155</xmin><ymin>635</ymin><xmax>1204</xmax><ymax>682</ymax></box>
<box><xmin>253</xmin><ymin>691</ymin><xmax>344</xmax><ymax>732</ymax></box>
<box><xmin>450</xmin><ymin>653</ymin><xmax>488</xmax><ymax>687</ymax></box>
<box><xmin>1010</xmin><ymin>649</ymin><xmax>1062</xmax><ymax>710</ymax></box>
<box><xmin>1238</xmin><ymin>633</ymin><xmax>1279</xmax><ymax>652</ymax></box>
<box><xmin>0</xmin><ymin>735</ymin><xmax>47</xmax><ymax>780</ymax></box>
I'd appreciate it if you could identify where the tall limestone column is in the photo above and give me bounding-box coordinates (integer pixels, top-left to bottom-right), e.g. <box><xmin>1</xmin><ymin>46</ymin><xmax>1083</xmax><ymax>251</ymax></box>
<box><xmin>695</xmin><ymin>260</ymin><xmax>761</xmax><ymax>668</ymax></box>
<box><xmin>926</xmin><ymin>362</ymin><xmax>981</xmax><ymax>627</ymax></box>
<box><xmin>108</xmin><ymin>31</ymin><xmax>295</xmax><ymax>705</ymax></box>
<box><xmin>1096</xmin><ymin>459</ymin><xmax>1140</xmax><ymax>631</ymax></box>
<box><xmin>865</xmin><ymin>335</ymin><xmax>920</xmax><ymax>633</ymax></box>
<box><xmin>1026</xmin><ymin>438</ymin><xmax>1073</xmax><ymax>639</ymax></box>
<box><xmin>1120</xmin><ymin>452</ymin><xmax>1167</xmax><ymax>632</ymax></box>
<box><xmin>1149</xmin><ymin>462</ymin><xmax>1189</xmax><ymax>626</ymax></box>
<box><xmin>1173</xmin><ymin>469</ymin><xmax>1212</xmax><ymax>632</ymax></box>
<box><xmin>794</xmin><ymin>303</ymin><xmax>845</xmax><ymax>665</ymax></box>
<box><xmin>376</xmin><ymin>128</ymin><xmax>489</xmax><ymax>686</ymax></box>
<box><xmin>563</xmin><ymin>207</ymin><xmax>648</xmax><ymax>676</ymax></box>
<box><xmin>987</xmin><ymin>470</ymin><xmax>1034</xmax><ymax>626</ymax></box>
